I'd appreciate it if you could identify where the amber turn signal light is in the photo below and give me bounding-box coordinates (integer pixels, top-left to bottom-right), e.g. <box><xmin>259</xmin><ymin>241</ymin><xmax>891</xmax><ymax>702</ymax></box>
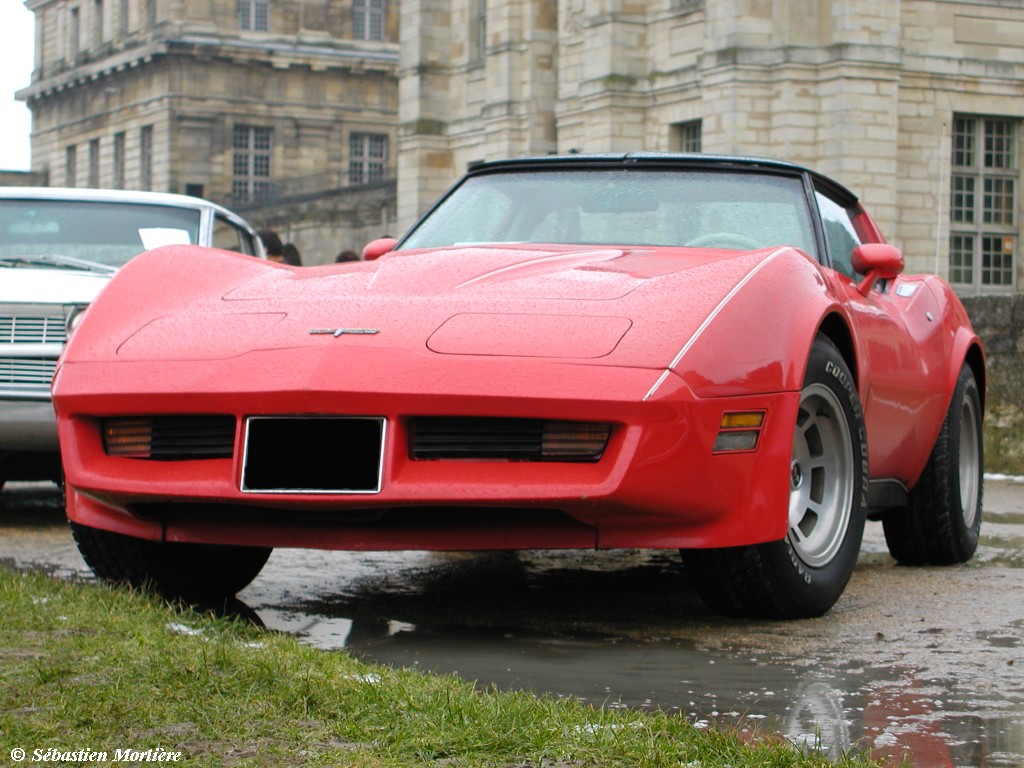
<box><xmin>713</xmin><ymin>411</ymin><xmax>766</xmax><ymax>452</ymax></box>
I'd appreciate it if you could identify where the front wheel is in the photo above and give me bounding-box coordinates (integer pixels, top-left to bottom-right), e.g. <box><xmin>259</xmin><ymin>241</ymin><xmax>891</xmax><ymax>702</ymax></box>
<box><xmin>70</xmin><ymin>522</ymin><xmax>272</xmax><ymax>599</ymax></box>
<box><xmin>683</xmin><ymin>336</ymin><xmax>868</xmax><ymax>619</ymax></box>
<box><xmin>882</xmin><ymin>364</ymin><xmax>983</xmax><ymax>565</ymax></box>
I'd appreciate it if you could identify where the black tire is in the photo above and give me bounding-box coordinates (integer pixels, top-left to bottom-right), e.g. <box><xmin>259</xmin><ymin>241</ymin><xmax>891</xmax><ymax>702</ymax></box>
<box><xmin>70</xmin><ymin>521</ymin><xmax>272</xmax><ymax>598</ymax></box>
<box><xmin>683</xmin><ymin>335</ymin><xmax>868</xmax><ymax>619</ymax></box>
<box><xmin>882</xmin><ymin>364</ymin><xmax>983</xmax><ymax>565</ymax></box>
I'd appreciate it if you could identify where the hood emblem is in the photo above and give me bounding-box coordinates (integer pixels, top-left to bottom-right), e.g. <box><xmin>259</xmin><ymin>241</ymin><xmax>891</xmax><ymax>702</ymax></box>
<box><xmin>310</xmin><ymin>328</ymin><xmax>379</xmax><ymax>337</ymax></box>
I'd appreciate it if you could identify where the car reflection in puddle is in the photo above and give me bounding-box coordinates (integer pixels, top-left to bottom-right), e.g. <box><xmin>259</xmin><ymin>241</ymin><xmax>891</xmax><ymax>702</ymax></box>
<box><xmin>3</xmin><ymin>480</ymin><xmax>1023</xmax><ymax>767</ymax></box>
<box><xmin>239</xmin><ymin>545</ymin><xmax>1023</xmax><ymax>767</ymax></box>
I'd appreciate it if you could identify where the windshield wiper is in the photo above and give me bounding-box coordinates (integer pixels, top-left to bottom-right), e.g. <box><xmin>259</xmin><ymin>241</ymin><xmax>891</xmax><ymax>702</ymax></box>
<box><xmin>0</xmin><ymin>253</ymin><xmax>118</xmax><ymax>274</ymax></box>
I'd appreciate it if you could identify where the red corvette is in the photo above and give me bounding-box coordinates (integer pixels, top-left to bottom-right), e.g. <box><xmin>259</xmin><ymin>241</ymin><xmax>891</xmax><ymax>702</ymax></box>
<box><xmin>52</xmin><ymin>154</ymin><xmax>985</xmax><ymax>618</ymax></box>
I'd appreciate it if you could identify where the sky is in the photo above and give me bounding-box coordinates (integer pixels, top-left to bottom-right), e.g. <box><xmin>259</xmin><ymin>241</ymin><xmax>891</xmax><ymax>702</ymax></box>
<box><xmin>0</xmin><ymin>2</ymin><xmax>35</xmax><ymax>171</ymax></box>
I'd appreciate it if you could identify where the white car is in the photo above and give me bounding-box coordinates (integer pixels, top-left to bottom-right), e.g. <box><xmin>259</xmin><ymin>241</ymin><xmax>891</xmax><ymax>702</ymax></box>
<box><xmin>0</xmin><ymin>187</ymin><xmax>264</xmax><ymax>488</ymax></box>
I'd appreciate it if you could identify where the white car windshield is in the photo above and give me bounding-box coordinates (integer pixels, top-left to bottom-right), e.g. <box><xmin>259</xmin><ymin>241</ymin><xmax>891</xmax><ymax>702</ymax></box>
<box><xmin>0</xmin><ymin>199</ymin><xmax>202</xmax><ymax>272</ymax></box>
<box><xmin>401</xmin><ymin>168</ymin><xmax>819</xmax><ymax>256</ymax></box>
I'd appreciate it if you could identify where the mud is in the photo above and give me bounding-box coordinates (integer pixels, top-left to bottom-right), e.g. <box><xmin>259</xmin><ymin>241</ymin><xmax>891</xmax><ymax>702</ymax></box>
<box><xmin>2</xmin><ymin>479</ymin><xmax>1022</xmax><ymax>766</ymax></box>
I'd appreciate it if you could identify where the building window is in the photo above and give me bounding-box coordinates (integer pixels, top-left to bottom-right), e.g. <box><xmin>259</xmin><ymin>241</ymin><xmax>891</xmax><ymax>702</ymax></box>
<box><xmin>469</xmin><ymin>0</ymin><xmax>486</xmax><ymax>66</ymax></box>
<box><xmin>69</xmin><ymin>6</ymin><xmax>80</xmax><ymax>61</ymax></box>
<box><xmin>671</xmin><ymin>120</ymin><xmax>702</xmax><ymax>153</ymax></box>
<box><xmin>146</xmin><ymin>0</ymin><xmax>156</xmax><ymax>29</ymax></box>
<box><xmin>88</xmin><ymin>138</ymin><xmax>100</xmax><ymax>187</ymax></box>
<box><xmin>113</xmin><ymin>132</ymin><xmax>125</xmax><ymax>188</ymax></box>
<box><xmin>349</xmin><ymin>133</ymin><xmax>388</xmax><ymax>185</ymax></box>
<box><xmin>233</xmin><ymin>125</ymin><xmax>273</xmax><ymax>203</ymax></box>
<box><xmin>118</xmin><ymin>0</ymin><xmax>129</xmax><ymax>38</ymax></box>
<box><xmin>949</xmin><ymin>115</ymin><xmax>1019</xmax><ymax>292</ymax></box>
<box><xmin>238</xmin><ymin>0</ymin><xmax>269</xmax><ymax>31</ymax></box>
<box><xmin>140</xmin><ymin>125</ymin><xmax>153</xmax><ymax>190</ymax></box>
<box><xmin>93</xmin><ymin>0</ymin><xmax>104</xmax><ymax>49</ymax></box>
<box><xmin>65</xmin><ymin>145</ymin><xmax>77</xmax><ymax>187</ymax></box>
<box><xmin>353</xmin><ymin>0</ymin><xmax>384</xmax><ymax>41</ymax></box>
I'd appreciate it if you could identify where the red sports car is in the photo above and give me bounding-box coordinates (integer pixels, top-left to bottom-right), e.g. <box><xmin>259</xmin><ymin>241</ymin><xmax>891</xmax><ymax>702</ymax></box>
<box><xmin>52</xmin><ymin>154</ymin><xmax>985</xmax><ymax>618</ymax></box>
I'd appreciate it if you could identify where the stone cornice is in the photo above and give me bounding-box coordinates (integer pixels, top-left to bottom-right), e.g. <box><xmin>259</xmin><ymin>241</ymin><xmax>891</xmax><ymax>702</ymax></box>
<box><xmin>17</xmin><ymin>35</ymin><xmax>398</xmax><ymax>102</ymax></box>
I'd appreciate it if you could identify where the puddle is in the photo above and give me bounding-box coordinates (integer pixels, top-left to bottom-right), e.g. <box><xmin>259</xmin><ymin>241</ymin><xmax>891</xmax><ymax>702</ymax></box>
<box><xmin>4</xmin><ymin>480</ymin><xmax>1024</xmax><ymax>766</ymax></box>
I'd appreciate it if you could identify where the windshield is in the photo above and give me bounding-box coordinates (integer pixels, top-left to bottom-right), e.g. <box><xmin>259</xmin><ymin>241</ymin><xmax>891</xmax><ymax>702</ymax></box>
<box><xmin>0</xmin><ymin>199</ymin><xmax>202</xmax><ymax>271</ymax></box>
<box><xmin>401</xmin><ymin>168</ymin><xmax>818</xmax><ymax>256</ymax></box>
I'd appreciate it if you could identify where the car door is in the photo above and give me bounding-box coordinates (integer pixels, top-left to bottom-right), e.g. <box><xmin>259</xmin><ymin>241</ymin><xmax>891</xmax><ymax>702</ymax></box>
<box><xmin>815</xmin><ymin>188</ymin><xmax>946</xmax><ymax>482</ymax></box>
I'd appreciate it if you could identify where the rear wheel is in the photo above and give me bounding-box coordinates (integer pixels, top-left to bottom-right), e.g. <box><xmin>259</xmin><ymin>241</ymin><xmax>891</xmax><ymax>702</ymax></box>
<box><xmin>882</xmin><ymin>364</ymin><xmax>983</xmax><ymax>564</ymax></box>
<box><xmin>70</xmin><ymin>522</ymin><xmax>272</xmax><ymax>598</ymax></box>
<box><xmin>683</xmin><ymin>336</ymin><xmax>868</xmax><ymax>619</ymax></box>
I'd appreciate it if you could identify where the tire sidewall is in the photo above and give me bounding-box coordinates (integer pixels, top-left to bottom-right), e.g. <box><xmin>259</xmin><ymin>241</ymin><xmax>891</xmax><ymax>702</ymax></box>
<box><xmin>947</xmin><ymin>366</ymin><xmax>984</xmax><ymax>557</ymax></box>
<box><xmin>768</xmin><ymin>336</ymin><xmax>868</xmax><ymax>615</ymax></box>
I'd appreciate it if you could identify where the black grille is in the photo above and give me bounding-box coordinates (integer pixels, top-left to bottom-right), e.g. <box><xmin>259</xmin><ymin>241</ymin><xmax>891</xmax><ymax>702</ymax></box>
<box><xmin>102</xmin><ymin>415</ymin><xmax>236</xmax><ymax>460</ymax></box>
<box><xmin>412</xmin><ymin>417</ymin><xmax>544</xmax><ymax>460</ymax></box>
<box><xmin>410</xmin><ymin>417</ymin><xmax>610</xmax><ymax>462</ymax></box>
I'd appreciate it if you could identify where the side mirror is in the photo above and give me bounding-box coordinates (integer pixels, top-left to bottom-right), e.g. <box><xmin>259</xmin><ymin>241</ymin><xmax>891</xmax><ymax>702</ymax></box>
<box><xmin>851</xmin><ymin>243</ymin><xmax>904</xmax><ymax>295</ymax></box>
<box><xmin>362</xmin><ymin>237</ymin><xmax>398</xmax><ymax>261</ymax></box>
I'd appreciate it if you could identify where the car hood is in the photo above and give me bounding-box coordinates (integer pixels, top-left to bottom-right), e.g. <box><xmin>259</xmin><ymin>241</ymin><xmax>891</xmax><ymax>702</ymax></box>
<box><xmin>0</xmin><ymin>267</ymin><xmax>111</xmax><ymax>304</ymax></box>
<box><xmin>89</xmin><ymin>243</ymin><xmax>807</xmax><ymax>375</ymax></box>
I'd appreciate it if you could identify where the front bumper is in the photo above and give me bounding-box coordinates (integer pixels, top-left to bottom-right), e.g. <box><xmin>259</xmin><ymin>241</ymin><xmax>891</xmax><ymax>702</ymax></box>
<box><xmin>55</xmin><ymin>349</ymin><xmax>798</xmax><ymax>552</ymax></box>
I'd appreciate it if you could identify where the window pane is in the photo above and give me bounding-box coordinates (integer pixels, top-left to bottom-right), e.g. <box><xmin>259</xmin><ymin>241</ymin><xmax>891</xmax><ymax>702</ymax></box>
<box><xmin>816</xmin><ymin>191</ymin><xmax>863</xmax><ymax>279</ymax></box>
<box><xmin>950</xmin><ymin>175</ymin><xmax>975</xmax><ymax>224</ymax></box>
<box><xmin>949</xmin><ymin>234</ymin><xmax>974</xmax><ymax>285</ymax></box>
<box><xmin>237</xmin><ymin>0</ymin><xmax>268</xmax><ymax>31</ymax></box>
<box><xmin>948</xmin><ymin>115</ymin><xmax>1019</xmax><ymax>291</ymax></box>
<box><xmin>983</xmin><ymin>177</ymin><xmax>1015</xmax><ymax>226</ymax></box>
<box><xmin>982</xmin><ymin>236</ymin><xmax>1013</xmax><ymax>286</ymax></box>
<box><xmin>254</xmin><ymin>0</ymin><xmax>268</xmax><ymax>31</ymax></box>
<box><xmin>985</xmin><ymin>119</ymin><xmax>1015</xmax><ymax>170</ymax></box>
<box><xmin>673</xmin><ymin>120</ymin><xmax>702</xmax><ymax>153</ymax></box>
<box><xmin>350</xmin><ymin>133</ymin><xmax>388</xmax><ymax>184</ymax></box>
<box><xmin>952</xmin><ymin>117</ymin><xmax>975</xmax><ymax>168</ymax></box>
<box><xmin>354</xmin><ymin>0</ymin><xmax>384</xmax><ymax>40</ymax></box>
<box><xmin>233</xmin><ymin>125</ymin><xmax>273</xmax><ymax>202</ymax></box>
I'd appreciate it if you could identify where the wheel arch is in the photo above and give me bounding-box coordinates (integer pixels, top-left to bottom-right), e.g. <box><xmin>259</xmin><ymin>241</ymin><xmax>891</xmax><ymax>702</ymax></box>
<box><xmin>962</xmin><ymin>340</ymin><xmax>986</xmax><ymax>412</ymax></box>
<box><xmin>816</xmin><ymin>312</ymin><xmax>859</xmax><ymax>387</ymax></box>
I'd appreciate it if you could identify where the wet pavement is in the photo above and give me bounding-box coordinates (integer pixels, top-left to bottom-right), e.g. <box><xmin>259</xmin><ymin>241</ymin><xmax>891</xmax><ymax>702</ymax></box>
<box><xmin>2</xmin><ymin>479</ymin><xmax>1022</xmax><ymax>766</ymax></box>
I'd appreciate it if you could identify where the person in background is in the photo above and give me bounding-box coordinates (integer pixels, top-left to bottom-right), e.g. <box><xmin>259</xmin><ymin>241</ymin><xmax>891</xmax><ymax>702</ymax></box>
<box><xmin>282</xmin><ymin>242</ymin><xmax>302</xmax><ymax>266</ymax></box>
<box><xmin>335</xmin><ymin>249</ymin><xmax>360</xmax><ymax>263</ymax></box>
<box><xmin>258</xmin><ymin>230</ymin><xmax>284</xmax><ymax>262</ymax></box>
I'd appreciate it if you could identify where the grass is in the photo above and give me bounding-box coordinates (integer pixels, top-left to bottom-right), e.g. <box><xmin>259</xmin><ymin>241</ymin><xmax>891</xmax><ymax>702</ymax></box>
<box><xmin>0</xmin><ymin>568</ymin><xmax>889</xmax><ymax>768</ymax></box>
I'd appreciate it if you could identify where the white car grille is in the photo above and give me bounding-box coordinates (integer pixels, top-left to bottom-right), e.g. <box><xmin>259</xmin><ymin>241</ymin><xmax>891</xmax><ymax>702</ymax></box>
<box><xmin>0</xmin><ymin>314</ymin><xmax>68</xmax><ymax>345</ymax></box>
<box><xmin>0</xmin><ymin>357</ymin><xmax>59</xmax><ymax>386</ymax></box>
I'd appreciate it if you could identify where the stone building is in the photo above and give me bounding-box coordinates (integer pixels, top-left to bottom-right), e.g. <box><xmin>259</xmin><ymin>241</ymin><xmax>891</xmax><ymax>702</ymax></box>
<box><xmin>397</xmin><ymin>0</ymin><xmax>1024</xmax><ymax>297</ymax></box>
<box><xmin>17</xmin><ymin>0</ymin><xmax>400</xmax><ymax>263</ymax></box>
<box><xmin>16</xmin><ymin>1</ymin><xmax>1024</xmax><ymax>290</ymax></box>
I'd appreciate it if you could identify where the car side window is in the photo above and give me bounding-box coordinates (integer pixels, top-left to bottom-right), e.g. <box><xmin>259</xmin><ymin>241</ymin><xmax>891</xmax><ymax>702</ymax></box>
<box><xmin>814</xmin><ymin>190</ymin><xmax>863</xmax><ymax>280</ymax></box>
<box><xmin>213</xmin><ymin>215</ymin><xmax>256</xmax><ymax>255</ymax></box>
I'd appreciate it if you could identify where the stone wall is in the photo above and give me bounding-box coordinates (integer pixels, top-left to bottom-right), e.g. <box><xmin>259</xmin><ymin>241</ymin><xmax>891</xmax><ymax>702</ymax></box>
<box><xmin>961</xmin><ymin>296</ymin><xmax>1024</xmax><ymax>475</ymax></box>
<box><xmin>0</xmin><ymin>171</ymin><xmax>48</xmax><ymax>187</ymax></box>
